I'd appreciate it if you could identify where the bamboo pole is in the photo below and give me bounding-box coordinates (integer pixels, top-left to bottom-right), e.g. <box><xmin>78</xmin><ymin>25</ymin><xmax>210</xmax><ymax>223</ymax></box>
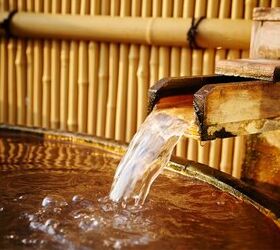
<box><xmin>231</xmin><ymin>0</ymin><xmax>256</xmax><ymax>178</ymax></box>
<box><xmin>87</xmin><ymin>0</ymin><xmax>100</xmax><ymax>135</ymax></box>
<box><xmin>208</xmin><ymin>0</ymin><xmax>231</xmax><ymax>170</ymax></box>
<box><xmin>15</xmin><ymin>0</ymin><xmax>27</xmax><ymax>126</ymax></box>
<box><xmin>33</xmin><ymin>1</ymin><xmax>43</xmax><ymax>127</ymax></box>
<box><xmin>115</xmin><ymin>0</ymin><xmax>131</xmax><ymax>142</ymax></box>
<box><xmin>187</xmin><ymin>0</ymin><xmax>207</xmax><ymax>162</ymax></box>
<box><xmin>42</xmin><ymin>0</ymin><xmax>51</xmax><ymax>128</ymax></box>
<box><xmin>0</xmin><ymin>12</ymin><xmax>253</xmax><ymax>49</ymax></box>
<box><xmin>26</xmin><ymin>1</ymin><xmax>34</xmax><ymax>126</ymax></box>
<box><xmin>259</xmin><ymin>0</ymin><xmax>270</xmax><ymax>7</ymax></box>
<box><xmin>198</xmin><ymin>0</ymin><xmax>219</xmax><ymax>165</ymax></box>
<box><xmin>96</xmin><ymin>0</ymin><xmax>110</xmax><ymax>138</ymax></box>
<box><xmin>77</xmin><ymin>0</ymin><xmax>89</xmax><ymax>133</ymax></box>
<box><xmin>105</xmin><ymin>0</ymin><xmax>120</xmax><ymax>139</ymax></box>
<box><xmin>137</xmin><ymin>0</ymin><xmax>151</xmax><ymax>129</ymax></box>
<box><xmin>220</xmin><ymin>0</ymin><xmax>243</xmax><ymax>175</ymax></box>
<box><xmin>271</xmin><ymin>0</ymin><xmax>280</xmax><ymax>7</ymax></box>
<box><xmin>0</xmin><ymin>0</ymin><xmax>8</xmax><ymax>123</ymax></box>
<box><xmin>208</xmin><ymin>50</ymin><xmax>226</xmax><ymax>169</ymax></box>
<box><xmin>232</xmin><ymin>0</ymin><xmax>257</xmax><ymax>178</ymax></box>
<box><xmin>171</xmin><ymin>0</ymin><xmax>183</xmax><ymax>157</ymax></box>
<box><xmin>7</xmin><ymin>0</ymin><xmax>17</xmax><ymax>125</ymax></box>
<box><xmin>125</xmin><ymin>0</ymin><xmax>141</xmax><ymax>142</ymax></box>
<box><xmin>50</xmin><ymin>0</ymin><xmax>61</xmax><ymax>129</ymax></box>
<box><xmin>67</xmin><ymin>0</ymin><xmax>80</xmax><ymax>131</ymax></box>
<box><xmin>149</xmin><ymin>0</ymin><xmax>161</xmax><ymax>88</ymax></box>
<box><xmin>60</xmin><ymin>0</ymin><xmax>71</xmax><ymax>130</ymax></box>
<box><xmin>158</xmin><ymin>0</ymin><xmax>172</xmax><ymax>80</ymax></box>
<box><xmin>176</xmin><ymin>0</ymin><xmax>194</xmax><ymax>158</ymax></box>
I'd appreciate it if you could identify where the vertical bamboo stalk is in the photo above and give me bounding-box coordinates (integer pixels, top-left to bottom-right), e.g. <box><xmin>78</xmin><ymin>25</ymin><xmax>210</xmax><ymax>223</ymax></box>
<box><xmin>67</xmin><ymin>0</ymin><xmax>80</xmax><ymax>131</ymax></box>
<box><xmin>176</xmin><ymin>0</ymin><xmax>195</xmax><ymax>158</ymax></box>
<box><xmin>149</xmin><ymin>0</ymin><xmax>162</xmax><ymax>87</ymax></box>
<box><xmin>15</xmin><ymin>38</ymin><xmax>27</xmax><ymax>125</ymax></box>
<box><xmin>242</xmin><ymin>0</ymin><xmax>257</xmax><ymax>58</ymax></box>
<box><xmin>26</xmin><ymin>1</ymin><xmax>35</xmax><ymax>126</ymax></box>
<box><xmin>105</xmin><ymin>0</ymin><xmax>120</xmax><ymax>139</ymax></box>
<box><xmin>96</xmin><ymin>0</ymin><xmax>110</xmax><ymax>137</ymax></box>
<box><xmin>171</xmin><ymin>0</ymin><xmax>183</xmax><ymax>157</ymax></box>
<box><xmin>115</xmin><ymin>0</ymin><xmax>131</xmax><ymax>142</ymax></box>
<box><xmin>60</xmin><ymin>0</ymin><xmax>71</xmax><ymax>130</ymax></box>
<box><xmin>0</xmin><ymin>39</ymin><xmax>8</xmax><ymax>123</ymax></box>
<box><xmin>137</xmin><ymin>0</ymin><xmax>151</xmax><ymax>129</ymax></box>
<box><xmin>187</xmin><ymin>0</ymin><xmax>206</xmax><ymax>162</ymax></box>
<box><xmin>209</xmin><ymin>0</ymin><xmax>231</xmax><ymax>169</ymax></box>
<box><xmin>0</xmin><ymin>0</ymin><xmax>8</xmax><ymax>12</ymax></box>
<box><xmin>33</xmin><ymin>1</ymin><xmax>43</xmax><ymax>127</ymax></box>
<box><xmin>158</xmin><ymin>0</ymin><xmax>172</xmax><ymax>79</ymax></box>
<box><xmin>220</xmin><ymin>0</ymin><xmax>243</xmax><ymax>175</ymax></box>
<box><xmin>125</xmin><ymin>0</ymin><xmax>141</xmax><ymax>142</ymax></box>
<box><xmin>15</xmin><ymin>0</ymin><xmax>27</xmax><ymax>126</ymax></box>
<box><xmin>232</xmin><ymin>136</ymin><xmax>246</xmax><ymax>178</ymax></box>
<box><xmin>87</xmin><ymin>0</ymin><xmax>100</xmax><ymax>135</ymax></box>
<box><xmin>198</xmin><ymin>0</ymin><xmax>219</xmax><ymax>165</ymax></box>
<box><xmin>259</xmin><ymin>0</ymin><xmax>270</xmax><ymax>7</ymax></box>
<box><xmin>232</xmin><ymin>0</ymin><xmax>253</xmax><ymax>176</ymax></box>
<box><xmin>0</xmin><ymin>1</ymin><xmax>8</xmax><ymax>123</ymax></box>
<box><xmin>7</xmin><ymin>0</ymin><xmax>18</xmax><ymax>125</ymax></box>
<box><xmin>50</xmin><ymin>1</ymin><xmax>61</xmax><ymax>129</ymax></box>
<box><xmin>208</xmin><ymin>50</ymin><xmax>226</xmax><ymax>169</ymax></box>
<box><xmin>42</xmin><ymin>0</ymin><xmax>52</xmax><ymax>128</ymax></box>
<box><xmin>77</xmin><ymin>0</ymin><xmax>90</xmax><ymax>133</ymax></box>
<box><xmin>271</xmin><ymin>0</ymin><xmax>280</xmax><ymax>7</ymax></box>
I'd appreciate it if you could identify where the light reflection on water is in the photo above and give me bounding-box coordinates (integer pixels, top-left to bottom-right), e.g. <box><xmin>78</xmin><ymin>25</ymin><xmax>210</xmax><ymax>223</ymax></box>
<box><xmin>0</xmin><ymin>130</ymin><xmax>280</xmax><ymax>249</ymax></box>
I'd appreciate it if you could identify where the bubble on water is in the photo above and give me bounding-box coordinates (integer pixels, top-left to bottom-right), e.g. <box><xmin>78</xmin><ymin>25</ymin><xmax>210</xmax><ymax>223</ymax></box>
<box><xmin>72</xmin><ymin>195</ymin><xmax>93</xmax><ymax>208</ymax></box>
<box><xmin>78</xmin><ymin>216</ymin><xmax>101</xmax><ymax>232</ymax></box>
<box><xmin>42</xmin><ymin>195</ymin><xmax>68</xmax><ymax>208</ymax></box>
<box><xmin>113</xmin><ymin>214</ymin><xmax>128</xmax><ymax>229</ymax></box>
<box><xmin>30</xmin><ymin>218</ymin><xmax>60</xmax><ymax>236</ymax></box>
<box><xmin>72</xmin><ymin>195</ymin><xmax>84</xmax><ymax>203</ymax></box>
<box><xmin>21</xmin><ymin>238</ymin><xmax>45</xmax><ymax>245</ymax></box>
<box><xmin>5</xmin><ymin>234</ymin><xmax>18</xmax><ymax>240</ymax></box>
<box><xmin>0</xmin><ymin>207</ymin><xmax>4</xmax><ymax>212</ymax></box>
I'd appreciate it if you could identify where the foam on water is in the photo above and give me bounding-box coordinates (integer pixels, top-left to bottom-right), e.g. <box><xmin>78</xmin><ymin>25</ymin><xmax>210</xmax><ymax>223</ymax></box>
<box><xmin>109</xmin><ymin>110</ymin><xmax>188</xmax><ymax>205</ymax></box>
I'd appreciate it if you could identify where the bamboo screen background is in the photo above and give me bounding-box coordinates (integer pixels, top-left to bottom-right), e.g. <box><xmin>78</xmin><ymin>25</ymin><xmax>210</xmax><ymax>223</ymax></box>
<box><xmin>0</xmin><ymin>0</ymin><xmax>280</xmax><ymax>178</ymax></box>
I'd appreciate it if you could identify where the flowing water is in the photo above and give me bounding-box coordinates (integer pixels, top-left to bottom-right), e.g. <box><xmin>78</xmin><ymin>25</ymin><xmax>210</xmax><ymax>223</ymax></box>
<box><xmin>1</xmin><ymin>127</ymin><xmax>280</xmax><ymax>249</ymax></box>
<box><xmin>109</xmin><ymin>110</ymin><xmax>188</xmax><ymax>205</ymax></box>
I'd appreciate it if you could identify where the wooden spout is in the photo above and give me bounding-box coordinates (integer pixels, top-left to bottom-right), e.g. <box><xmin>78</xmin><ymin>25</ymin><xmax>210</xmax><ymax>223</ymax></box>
<box><xmin>149</xmin><ymin>75</ymin><xmax>280</xmax><ymax>141</ymax></box>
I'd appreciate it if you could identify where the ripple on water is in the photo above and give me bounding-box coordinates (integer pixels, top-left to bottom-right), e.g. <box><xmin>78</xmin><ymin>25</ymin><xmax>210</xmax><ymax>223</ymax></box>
<box><xmin>0</xmin><ymin>131</ymin><xmax>280</xmax><ymax>250</ymax></box>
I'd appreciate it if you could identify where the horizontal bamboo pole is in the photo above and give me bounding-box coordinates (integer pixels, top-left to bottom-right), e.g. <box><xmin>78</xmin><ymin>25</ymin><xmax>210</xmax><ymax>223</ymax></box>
<box><xmin>0</xmin><ymin>12</ymin><xmax>252</xmax><ymax>49</ymax></box>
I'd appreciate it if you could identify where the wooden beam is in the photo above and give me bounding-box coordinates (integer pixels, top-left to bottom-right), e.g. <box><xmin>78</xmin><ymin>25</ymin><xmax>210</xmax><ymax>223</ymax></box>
<box><xmin>194</xmin><ymin>80</ymin><xmax>280</xmax><ymax>140</ymax></box>
<box><xmin>215</xmin><ymin>59</ymin><xmax>280</xmax><ymax>82</ymax></box>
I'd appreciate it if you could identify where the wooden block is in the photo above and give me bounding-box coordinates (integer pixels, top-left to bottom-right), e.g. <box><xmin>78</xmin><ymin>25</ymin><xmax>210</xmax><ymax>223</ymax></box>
<box><xmin>250</xmin><ymin>7</ymin><xmax>280</xmax><ymax>59</ymax></box>
<box><xmin>215</xmin><ymin>59</ymin><xmax>280</xmax><ymax>81</ymax></box>
<box><xmin>194</xmin><ymin>80</ymin><xmax>280</xmax><ymax>140</ymax></box>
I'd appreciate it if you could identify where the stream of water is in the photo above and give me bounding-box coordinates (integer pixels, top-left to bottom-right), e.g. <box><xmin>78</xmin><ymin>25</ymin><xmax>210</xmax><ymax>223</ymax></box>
<box><xmin>109</xmin><ymin>110</ymin><xmax>188</xmax><ymax>205</ymax></box>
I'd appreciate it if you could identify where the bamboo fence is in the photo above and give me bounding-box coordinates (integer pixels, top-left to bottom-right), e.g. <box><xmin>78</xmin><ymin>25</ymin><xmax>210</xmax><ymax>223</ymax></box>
<box><xmin>1</xmin><ymin>0</ymin><xmax>280</xmax><ymax>178</ymax></box>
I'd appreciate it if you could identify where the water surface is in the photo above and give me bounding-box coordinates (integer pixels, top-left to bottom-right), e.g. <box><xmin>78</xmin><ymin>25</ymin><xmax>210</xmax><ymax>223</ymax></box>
<box><xmin>0</xmin><ymin>130</ymin><xmax>280</xmax><ymax>249</ymax></box>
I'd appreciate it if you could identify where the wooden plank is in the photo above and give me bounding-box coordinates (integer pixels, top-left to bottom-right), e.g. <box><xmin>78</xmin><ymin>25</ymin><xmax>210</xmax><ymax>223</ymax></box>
<box><xmin>251</xmin><ymin>8</ymin><xmax>280</xmax><ymax>59</ymax></box>
<box><xmin>194</xmin><ymin>80</ymin><xmax>280</xmax><ymax>140</ymax></box>
<box><xmin>215</xmin><ymin>59</ymin><xmax>280</xmax><ymax>81</ymax></box>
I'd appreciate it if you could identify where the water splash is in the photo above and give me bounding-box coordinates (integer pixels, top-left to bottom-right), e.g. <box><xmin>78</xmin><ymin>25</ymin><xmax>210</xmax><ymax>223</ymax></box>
<box><xmin>109</xmin><ymin>110</ymin><xmax>188</xmax><ymax>205</ymax></box>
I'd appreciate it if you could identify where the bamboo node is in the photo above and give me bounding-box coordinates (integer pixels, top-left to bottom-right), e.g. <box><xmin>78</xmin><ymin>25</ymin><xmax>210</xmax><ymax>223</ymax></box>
<box><xmin>146</xmin><ymin>18</ymin><xmax>156</xmax><ymax>45</ymax></box>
